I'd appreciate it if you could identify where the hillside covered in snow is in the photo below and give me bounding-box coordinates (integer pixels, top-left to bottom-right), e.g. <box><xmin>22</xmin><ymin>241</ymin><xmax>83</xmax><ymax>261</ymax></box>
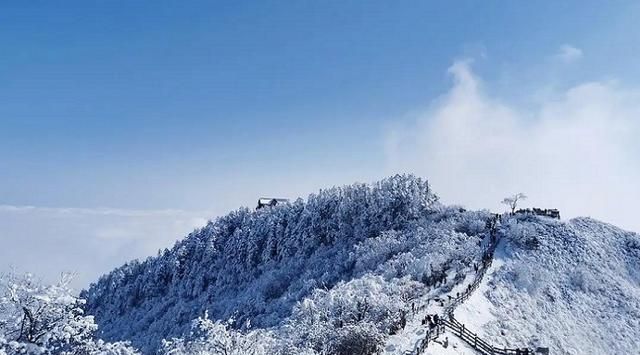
<box><xmin>82</xmin><ymin>175</ymin><xmax>488</xmax><ymax>353</ymax></box>
<box><xmin>453</xmin><ymin>215</ymin><xmax>640</xmax><ymax>354</ymax></box>
<box><xmin>79</xmin><ymin>175</ymin><xmax>640</xmax><ymax>355</ymax></box>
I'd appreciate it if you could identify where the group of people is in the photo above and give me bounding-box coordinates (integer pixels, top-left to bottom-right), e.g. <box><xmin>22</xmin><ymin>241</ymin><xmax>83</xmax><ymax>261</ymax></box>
<box><xmin>485</xmin><ymin>213</ymin><xmax>502</xmax><ymax>231</ymax></box>
<box><xmin>422</xmin><ymin>270</ymin><xmax>449</xmax><ymax>288</ymax></box>
<box><xmin>389</xmin><ymin>309</ymin><xmax>408</xmax><ymax>335</ymax></box>
<box><xmin>420</xmin><ymin>313</ymin><xmax>440</xmax><ymax>330</ymax></box>
<box><xmin>514</xmin><ymin>208</ymin><xmax>560</xmax><ymax>219</ymax></box>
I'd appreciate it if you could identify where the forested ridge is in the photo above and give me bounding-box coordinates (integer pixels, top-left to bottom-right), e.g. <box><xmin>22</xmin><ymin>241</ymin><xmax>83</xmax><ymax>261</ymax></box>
<box><xmin>83</xmin><ymin>175</ymin><xmax>492</xmax><ymax>352</ymax></box>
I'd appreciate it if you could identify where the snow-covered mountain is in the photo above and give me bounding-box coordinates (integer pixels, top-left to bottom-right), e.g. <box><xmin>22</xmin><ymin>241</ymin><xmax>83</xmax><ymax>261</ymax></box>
<box><xmin>81</xmin><ymin>175</ymin><xmax>640</xmax><ymax>355</ymax></box>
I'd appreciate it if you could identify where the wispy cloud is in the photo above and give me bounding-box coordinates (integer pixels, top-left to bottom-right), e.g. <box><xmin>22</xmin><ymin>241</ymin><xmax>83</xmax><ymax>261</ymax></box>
<box><xmin>0</xmin><ymin>205</ymin><xmax>213</xmax><ymax>290</ymax></box>
<box><xmin>386</xmin><ymin>60</ymin><xmax>640</xmax><ymax>233</ymax></box>
<box><xmin>554</xmin><ymin>44</ymin><xmax>583</xmax><ymax>63</ymax></box>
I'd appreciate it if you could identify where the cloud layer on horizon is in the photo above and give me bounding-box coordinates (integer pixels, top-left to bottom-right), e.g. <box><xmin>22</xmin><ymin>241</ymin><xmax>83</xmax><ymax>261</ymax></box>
<box><xmin>0</xmin><ymin>205</ymin><xmax>211</xmax><ymax>290</ymax></box>
<box><xmin>386</xmin><ymin>58</ymin><xmax>640</xmax><ymax>233</ymax></box>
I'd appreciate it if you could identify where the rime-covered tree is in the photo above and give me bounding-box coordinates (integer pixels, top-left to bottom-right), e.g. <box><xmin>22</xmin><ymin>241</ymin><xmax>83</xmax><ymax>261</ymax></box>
<box><xmin>0</xmin><ymin>272</ymin><xmax>138</xmax><ymax>355</ymax></box>
<box><xmin>161</xmin><ymin>313</ymin><xmax>317</xmax><ymax>355</ymax></box>
<box><xmin>502</xmin><ymin>193</ymin><xmax>527</xmax><ymax>213</ymax></box>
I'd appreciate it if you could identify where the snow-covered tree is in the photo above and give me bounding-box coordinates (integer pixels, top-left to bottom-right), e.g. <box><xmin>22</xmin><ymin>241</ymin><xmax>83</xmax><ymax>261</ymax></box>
<box><xmin>502</xmin><ymin>193</ymin><xmax>527</xmax><ymax>213</ymax></box>
<box><xmin>0</xmin><ymin>272</ymin><xmax>138</xmax><ymax>355</ymax></box>
<box><xmin>161</xmin><ymin>313</ymin><xmax>258</xmax><ymax>355</ymax></box>
<box><xmin>282</xmin><ymin>275</ymin><xmax>417</xmax><ymax>354</ymax></box>
<box><xmin>161</xmin><ymin>312</ymin><xmax>315</xmax><ymax>355</ymax></box>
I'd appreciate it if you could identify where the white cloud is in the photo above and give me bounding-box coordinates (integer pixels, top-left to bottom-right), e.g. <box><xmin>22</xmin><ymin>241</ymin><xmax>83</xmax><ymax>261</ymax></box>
<box><xmin>0</xmin><ymin>205</ymin><xmax>212</xmax><ymax>290</ymax></box>
<box><xmin>555</xmin><ymin>44</ymin><xmax>583</xmax><ymax>63</ymax></box>
<box><xmin>386</xmin><ymin>60</ymin><xmax>640</xmax><ymax>233</ymax></box>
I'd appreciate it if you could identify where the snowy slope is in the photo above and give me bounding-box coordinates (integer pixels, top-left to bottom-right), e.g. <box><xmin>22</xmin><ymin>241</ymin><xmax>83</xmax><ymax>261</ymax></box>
<box><xmin>378</xmin><ymin>213</ymin><xmax>640</xmax><ymax>355</ymax></box>
<box><xmin>455</xmin><ymin>216</ymin><xmax>640</xmax><ymax>355</ymax></box>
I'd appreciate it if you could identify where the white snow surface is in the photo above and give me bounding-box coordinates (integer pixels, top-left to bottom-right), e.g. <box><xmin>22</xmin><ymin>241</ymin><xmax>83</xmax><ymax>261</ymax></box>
<box><xmin>454</xmin><ymin>216</ymin><xmax>640</xmax><ymax>355</ymax></box>
<box><xmin>454</xmin><ymin>247</ymin><xmax>503</xmax><ymax>342</ymax></box>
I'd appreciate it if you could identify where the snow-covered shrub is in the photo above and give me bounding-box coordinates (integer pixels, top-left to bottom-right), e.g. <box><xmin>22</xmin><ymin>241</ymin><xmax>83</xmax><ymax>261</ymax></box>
<box><xmin>351</xmin><ymin>230</ymin><xmax>410</xmax><ymax>275</ymax></box>
<box><xmin>501</xmin><ymin>216</ymin><xmax>547</xmax><ymax>251</ymax></box>
<box><xmin>281</xmin><ymin>275</ymin><xmax>420</xmax><ymax>354</ymax></box>
<box><xmin>623</xmin><ymin>235</ymin><xmax>640</xmax><ymax>285</ymax></box>
<box><xmin>567</xmin><ymin>269</ymin><xmax>598</xmax><ymax>294</ymax></box>
<box><xmin>506</xmin><ymin>262</ymin><xmax>546</xmax><ymax>295</ymax></box>
<box><xmin>161</xmin><ymin>313</ymin><xmax>274</xmax><ymax>355</ymax></box>
<box><xmin>161</xmin><ymin>312</ymin><xmax>321</xmax><ymax>355</ymax></box>
<box><xmin>0</xmin><ymin>272</ymin><xmax>138</xmax><ymax>355</ymax></box>
<box><xmin>328</xmin><ymin>323</ymin><xmax>383</xmax><ymax>355</ymax></box>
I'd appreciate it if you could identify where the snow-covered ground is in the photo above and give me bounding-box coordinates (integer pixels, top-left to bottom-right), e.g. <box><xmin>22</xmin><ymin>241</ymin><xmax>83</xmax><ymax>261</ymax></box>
<box><xmin>384</xmin><ymin>244</ymin><xmax>494</xmax><ymax>354</ymax></box>
<box><xmin>384</xmin><ymin>297</ymin><xmax>480</xmax><ymax>355</ymax></box>
<box><xmin>386</xmin><ymin>215</ymin><xmax>640</xmax><ymax>355</ymax></box>
<box><xmin>453</xmin><ymin>216</ymin><xmax>640</xmax><ymax>355</ymax></box>
<box><xmin>454</xmin><ymin>245</ymin><xmax>504</xmax><ymax>342</ymax></box>
<box><xmin>423</xmin><ymin>331</ymin><xmax>478</xmax><ymax>355</ymax></box>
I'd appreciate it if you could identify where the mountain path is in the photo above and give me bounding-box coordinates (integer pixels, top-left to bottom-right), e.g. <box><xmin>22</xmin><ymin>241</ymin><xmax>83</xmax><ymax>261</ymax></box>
<box><xmin>386</xmin><ymin>214</ymin><xmax>546</xmax><ymax>355</ymax></box>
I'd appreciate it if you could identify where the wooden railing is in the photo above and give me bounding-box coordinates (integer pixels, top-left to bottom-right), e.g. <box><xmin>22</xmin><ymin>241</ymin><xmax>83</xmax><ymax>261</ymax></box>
<box><xmin>442</xmin><ymin>317</ymin><xmax>533</xmax><ymax>355</ymax></box>
<box><xmin>443</xmin><ymin>239</ymin><xmax>496</xmax><ymax>317</ymax></box>
<box><xmin>403</xmin><ymin>215</ymin><xmax>543</xmax><ymax>355</ymax></box>
<box><xmin>440</xmin><ymin>224</ymin><xmax>537</xmax><ymax>355</ymax></box>
<box><xmin>401</xmin><ymin>323</ymin><xmax>445</xmax><ymax>355</ymax></box>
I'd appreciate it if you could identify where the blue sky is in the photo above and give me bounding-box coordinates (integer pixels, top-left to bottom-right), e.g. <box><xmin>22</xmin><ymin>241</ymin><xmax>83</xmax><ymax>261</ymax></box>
<box><xmin>2</xmin><ymin>1</ymin><xmax>640</xmax><ymax>288</ymax></box>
